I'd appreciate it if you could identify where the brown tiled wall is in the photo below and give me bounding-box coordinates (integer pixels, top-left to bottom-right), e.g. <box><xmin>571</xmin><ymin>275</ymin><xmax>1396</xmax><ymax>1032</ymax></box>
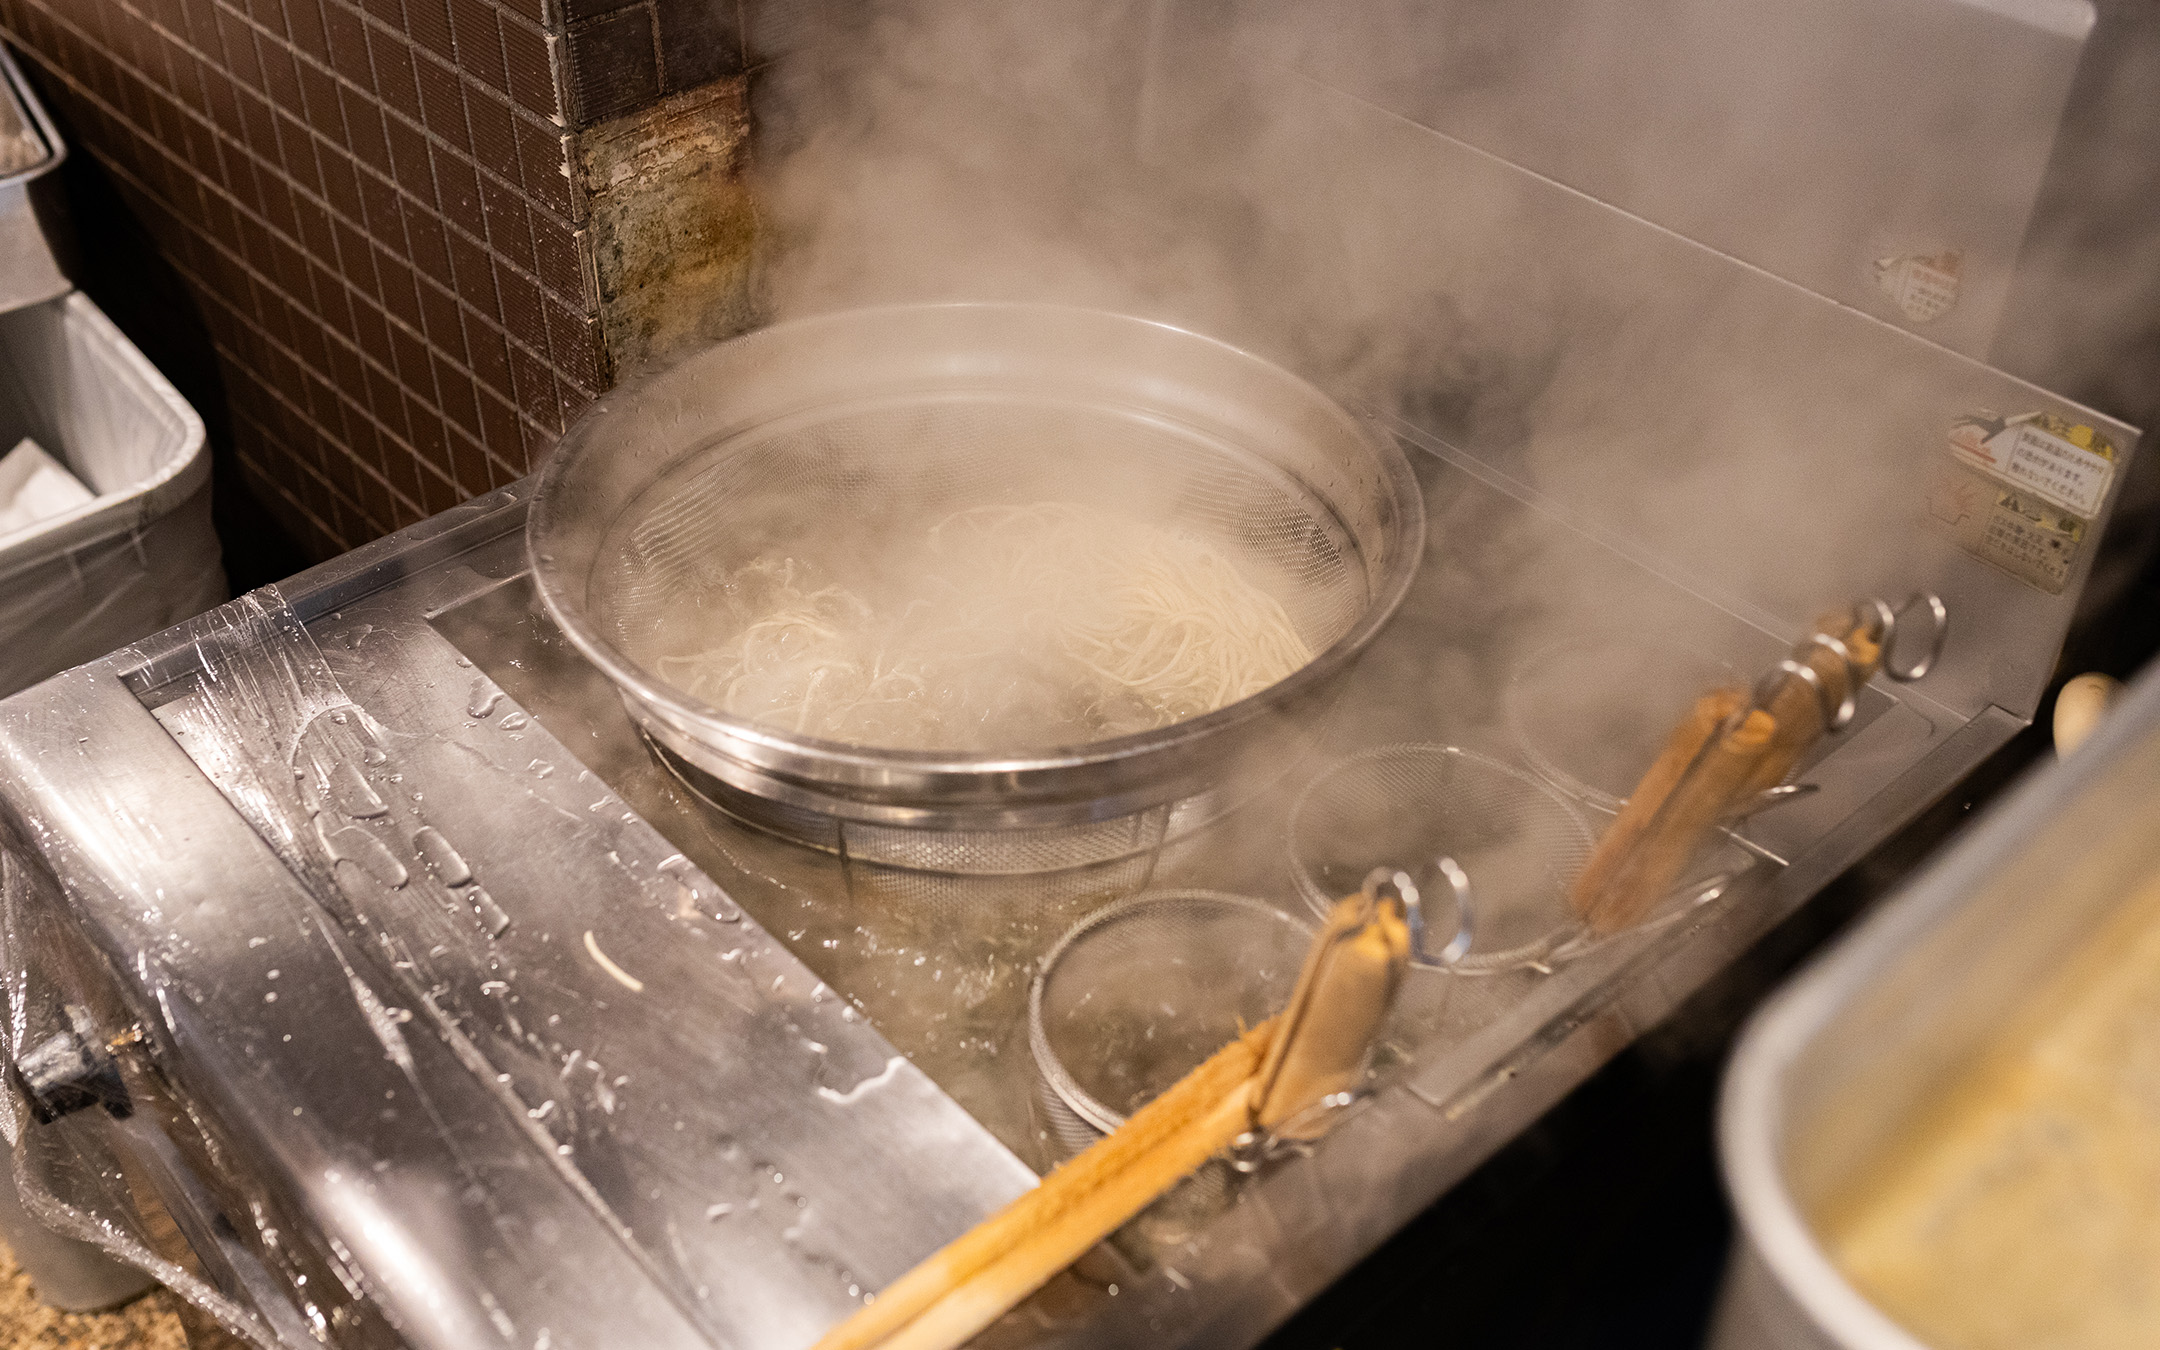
<box><xmin>0</xmin><ymin>0</ymin><xmax>603</xmax><ymax>561</ymax></box>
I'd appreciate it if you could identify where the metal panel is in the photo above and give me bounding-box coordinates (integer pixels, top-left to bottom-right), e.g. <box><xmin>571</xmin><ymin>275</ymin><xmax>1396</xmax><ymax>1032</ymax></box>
<box><xmin>1200</xmin><ymin>0</ymin><xmax>2091</xmax><ymax>359</ymax></box>
<box><xmin>1137</xmin><ymin>58</ymin><xmax>2139</xmax><ymax>724</ymax></box>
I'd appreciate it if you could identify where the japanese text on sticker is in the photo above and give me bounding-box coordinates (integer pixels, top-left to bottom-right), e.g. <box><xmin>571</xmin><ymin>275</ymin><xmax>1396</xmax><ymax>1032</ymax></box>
<box><xmin>1999</xmin><ymin>424</ymin><xmax>2113</xmax><ymax>516</ymax></box>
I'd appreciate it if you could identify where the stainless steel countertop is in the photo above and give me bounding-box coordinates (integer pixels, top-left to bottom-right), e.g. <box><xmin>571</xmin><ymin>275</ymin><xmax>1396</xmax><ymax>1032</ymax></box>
<box><xmin>0</xmin><ymin>455</ymin><xmax>2061</xmax><ymax>1350</ymax></box>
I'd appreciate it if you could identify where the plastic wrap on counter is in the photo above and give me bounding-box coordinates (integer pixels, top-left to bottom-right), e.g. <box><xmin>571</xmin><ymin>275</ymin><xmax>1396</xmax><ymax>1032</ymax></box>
<box><xmin>1</xmin><ymin>846</ymin><xmax>289</xmax><ymax>1346</ymax></box>
<box><xmin>0</xmin><ymin>578</ymin><xmax>1033</xmax><ymax>1349</ymax></box>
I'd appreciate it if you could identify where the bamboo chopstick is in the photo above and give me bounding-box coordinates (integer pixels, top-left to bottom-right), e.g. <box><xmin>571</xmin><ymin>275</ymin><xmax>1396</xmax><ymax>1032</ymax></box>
<box><xmin>814</xmin><ymin>890</ymin><xmax>1408</xmax><ymax>1350</ymax></box>
<box><xmin>1739</xmin><ymin>615</ymin><xmax>1882</xmax><ymax>797</ymax></box>
<box><xmin>812</xmin><ymin>1022</ymin><xmax>1273</xmax><ymax>1350</ymax></box>
<box><xmin>1253</xmin><ymin>892</ymin><xmax>1408</xmax><ymax>1135</ymax></box>
<box><xmin>1581</xmin><ymin>704</ymin><xmax>1774</xmax><ymax>934</ymax></box>
<box><xmin>1570</xmin><ymin>606</ymin><xmax>1891</xmax><ymax>936</ymax></box>
<box><xmin>1568</xmin><ymin>686</ymin><xmax>1745</xmax><ymax>926</ymax></box>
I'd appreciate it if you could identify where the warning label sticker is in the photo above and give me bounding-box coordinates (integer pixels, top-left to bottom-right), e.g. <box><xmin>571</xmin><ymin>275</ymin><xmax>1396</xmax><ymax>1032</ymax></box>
<box><xmin>1948</xmin><ymin>415</ymin><xmax>2115</xmax><ymax>516</ymax></box>
<box><xmin>1929</xmin><ymin>461</ymin><xmax>2085</xmax><ymax>594</ymax></box>
<box><xmin>1874</xmin><ymin>249</ymin><xmax>1962</xmax><ymax>324</ymax></box>
<box><xmin>1932</xmin><ymin>410</ymin><xmax>2117</xmax><ymax>595</ymax></box>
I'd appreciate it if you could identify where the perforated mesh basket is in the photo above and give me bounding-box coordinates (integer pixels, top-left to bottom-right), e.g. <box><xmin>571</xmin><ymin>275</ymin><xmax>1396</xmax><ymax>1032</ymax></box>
<box><xmin>599</xmin><ymin>400</ymin><xmax>1367</xmax><ymax>666</ymax></box>
<box><xmin>1288</xmin><ymin>745</ymin><xmax>1594</xmax><ymax>974</ymax></box>
<box><xmin>1504</xmin><ymin>638</ymin><xmax>1737</xmax><ymax>811</ymax></box>
<box><xmin>530</xmin><ymin>305</ymin><xmax>1424</xmax><ymax>877</ymax></box>
<box><xmin>1029</xmin><ymin>890</ymin><xmax>1311</xmax><ymax>1158</ymax></box>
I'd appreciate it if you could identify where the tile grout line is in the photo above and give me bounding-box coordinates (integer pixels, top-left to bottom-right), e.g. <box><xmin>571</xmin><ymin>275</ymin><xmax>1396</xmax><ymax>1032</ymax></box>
<box><xmin>232</xmin><ymin>438</ymin><xmax>366</xmax><ymax>549</ymax></box>
<box><xmin>7</xmin><ymin>22</ymin><xmax>599</xmax><ymax>420</ymax></box>
<box><xmin>41</xmin><ymin>78</ymin><xmax>578</xmax><ymax>502</ymax></box>
<box><xmin>17</xmin><ymin>40</ymin><xmax>593</xmax><ymax>457</ymax></box>
<box><xmin>232</xmin><ymin>408</ymin><xmax>399</xmax><ymax>543</ymax></box>
<box><xmin>69</xmin><ymin>120</ymin><xmax>540</xmax><ymax>508</ymax></box>
<box><xmin>82</xmin><ymin>0</ymin><xmax>596</xmax><ymax>317</ymax></box>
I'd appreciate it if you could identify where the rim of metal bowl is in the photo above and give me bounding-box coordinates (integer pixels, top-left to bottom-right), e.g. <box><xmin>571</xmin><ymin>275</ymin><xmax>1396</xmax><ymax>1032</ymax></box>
<box><xmin>1028</xmin><ymin>889</ymin><xmax>1315</xmax><ymax>1136</ymax></box>
<box><xmin>526</xmin><ymin>302</ymin><xmax>1428</xmax><ymax>793</ymax></box>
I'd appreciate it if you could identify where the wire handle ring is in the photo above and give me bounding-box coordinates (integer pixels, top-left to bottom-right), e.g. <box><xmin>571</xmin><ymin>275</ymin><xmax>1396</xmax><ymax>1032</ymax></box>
<box><xmin>1363</xmin><ymin>861</ymin><xmax>1474</xmax><ymax>970</ymax></box>
<box><xmin>1750</xmin><ymin>657</ymin><xmax>1852</xmax><ymax>737</ymax></box>
<box><xmin>1801</xmin><ymin>632</ymin><xmax>1860</xmax><ymax>730</ymax></box>
<box><xmin>1882</xmin><ymin>591</ymin><xmax>1949</xmax><ymax>682</ymax></box>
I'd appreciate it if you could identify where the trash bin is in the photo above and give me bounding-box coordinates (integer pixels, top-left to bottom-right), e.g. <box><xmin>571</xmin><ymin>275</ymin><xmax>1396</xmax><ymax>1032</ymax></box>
<box><xmin>0</xmin><ymin>291</ymin><xmax>225</xmax><ymax>698</ymax></box>
<box><xmin>0</xmin><ymin>39</ymin><xmax>221</xmax><ymax>700</ymax></box>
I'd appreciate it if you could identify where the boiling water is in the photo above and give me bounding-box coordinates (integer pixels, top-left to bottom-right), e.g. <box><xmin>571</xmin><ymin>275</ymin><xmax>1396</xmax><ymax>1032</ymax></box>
<box><xmin>1051</xmin><ymin>992</ymin><xmax>1261</xmax><ymax>1119</ymax></box>
<box><xmin>625</xmin><ymin>502</ymin><xmax>1313</xmax><ymax>751</ymax></box>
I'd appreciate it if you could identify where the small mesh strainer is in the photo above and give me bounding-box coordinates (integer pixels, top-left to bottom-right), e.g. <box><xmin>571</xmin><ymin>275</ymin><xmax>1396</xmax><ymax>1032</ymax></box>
<box><xmin>1029</xmin><ymin>890</ymin><xmax>1312</xmax><ymax>1160</ymax></box>
<box><xmin>1288</xmin><ymin>745</ymin><xmax>1595</xmax><ymax>973</ymax></box>
<box><xmin>528</xmin><ymin>304</ymin><xmax>1423</xmax><ymax>875</ymax></box>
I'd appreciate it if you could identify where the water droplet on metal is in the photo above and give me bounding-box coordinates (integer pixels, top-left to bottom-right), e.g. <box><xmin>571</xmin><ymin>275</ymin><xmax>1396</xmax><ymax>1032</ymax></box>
<box><xmin>324</xmin><ymin>825</ymin><xmax>408</xmax><ymax>888</ymax></box>
<box><xmin>412</xmin><ymin>826</ymin><xmax>473</xmax><ymax>887</ymax></box>
<box><xmin>467</xmin><ymin>680</ymin><xmax>502</xmax><ymax>719</ymax></box>
<box><xmin>328</xmin><ymin>761</ymin><xmax>387</xmax><ymax>818</ymax></box>
<box><xmin>529</xmin><ymin>759</ymin><xmax>554</xmax><ymax>778</ymax></box>
<box><xmin>500</xmin><ymin>710</ymin><xmax>530</xmax><ymax>730</ymax></box>
<box><xmin>470</xmin><ymin>887</ymin><xmax>512</xmax><ymax>937</ymax></box>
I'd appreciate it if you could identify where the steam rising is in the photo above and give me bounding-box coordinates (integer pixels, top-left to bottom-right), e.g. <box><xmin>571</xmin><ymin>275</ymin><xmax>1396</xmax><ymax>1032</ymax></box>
<box><xmin>742</xmin><ymin>0</ymin><xmax>2151</xmax><ymax>732</ymax></box>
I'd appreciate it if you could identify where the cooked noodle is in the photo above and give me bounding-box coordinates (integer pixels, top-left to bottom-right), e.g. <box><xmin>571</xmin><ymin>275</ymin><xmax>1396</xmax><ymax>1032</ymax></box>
<box><xmin>646</xmin><ymin>502</ymin><xmax>1313</xmax><ymax>750</ymax></box>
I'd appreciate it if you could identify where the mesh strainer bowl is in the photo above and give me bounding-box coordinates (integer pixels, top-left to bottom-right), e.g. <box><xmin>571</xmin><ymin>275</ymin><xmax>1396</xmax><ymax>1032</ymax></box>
<box><xmin>528</xmin><ymin>304</ymin><xmax>1424</xmax><ymax>873</ymax></box>
<box><xmin>1288</xmin><ymin>745</ymin><xmax>1595</xmax><ymax>974</ymax></box>
<box><xmin>1028</xmin><ymin>890</ymin><xmax>1312</xmax><ymax>1160</ymax></box>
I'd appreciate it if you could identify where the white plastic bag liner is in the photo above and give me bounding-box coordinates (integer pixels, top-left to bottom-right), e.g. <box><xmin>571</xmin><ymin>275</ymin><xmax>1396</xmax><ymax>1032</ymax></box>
<box><xmin>0</xmin><ymin>437</ymin><xmax>95</xmax><ymax>530</ymax></box>
<box><xmin>0</xmin><ymin>292</ymin><xmax>225</xmax><ymax>698</ymax></box>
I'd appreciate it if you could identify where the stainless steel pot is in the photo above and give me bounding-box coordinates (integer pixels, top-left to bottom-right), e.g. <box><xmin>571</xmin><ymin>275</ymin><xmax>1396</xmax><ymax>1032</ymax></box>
<box><xmin>1714</xmin><ymin>659</ymin><xmax>2160</xmax><ymax>1349</ymax></box>
<box><xmin>527</xmin><ymin>303</ymin><xmax>1424</xmax><ymax>871</ymax></box>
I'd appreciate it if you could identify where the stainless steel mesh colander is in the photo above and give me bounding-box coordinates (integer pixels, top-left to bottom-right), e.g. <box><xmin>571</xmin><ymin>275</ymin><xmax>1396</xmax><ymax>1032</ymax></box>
<box><xmin>1287</xmin><ymin>744</ymin><xmax>1594</xmax><ymax>973</ymax></box>
<box><xmin>1028</xmin><ymin>890</ymin><xmax>1311</xmax><ymax>1159</ymax></box>
<box><xmin>528</xmin><ymin>304</ymin><xmax>1424</xmax><ymax>874</ymax></box>
<box><xmin>598</xmin><ymin>399</ymin><xmax>1367</xmax><ymax>658</ymax></box>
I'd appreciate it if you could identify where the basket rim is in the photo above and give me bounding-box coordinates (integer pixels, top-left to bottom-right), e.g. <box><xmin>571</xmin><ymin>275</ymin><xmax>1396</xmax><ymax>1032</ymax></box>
<box><xmin>1027</xmin><ymin>888</ymin><xmax>1313</xmax><ymax>1135</ymax></box>
<box><xmin>525</xmin><ymin>302</ymin><xmax>1426</xmax><ymax>792</ymax></box>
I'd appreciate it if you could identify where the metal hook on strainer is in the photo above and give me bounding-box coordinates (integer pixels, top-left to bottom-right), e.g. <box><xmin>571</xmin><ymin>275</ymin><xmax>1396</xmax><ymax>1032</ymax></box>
<box><xmin>1287</xmin><ymin>744</ymin><xmax>1593</xmax><ymax>975</ymax></box>
<box><xmin>1885</xmin><ymin>592</ymin><xmax>1950</xmax><ymax>682</ymax></box>
<box><xmin>1362</xmin><ymin>861</ymin><xmax>1474</xmax><ymax>969</ymax></box>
